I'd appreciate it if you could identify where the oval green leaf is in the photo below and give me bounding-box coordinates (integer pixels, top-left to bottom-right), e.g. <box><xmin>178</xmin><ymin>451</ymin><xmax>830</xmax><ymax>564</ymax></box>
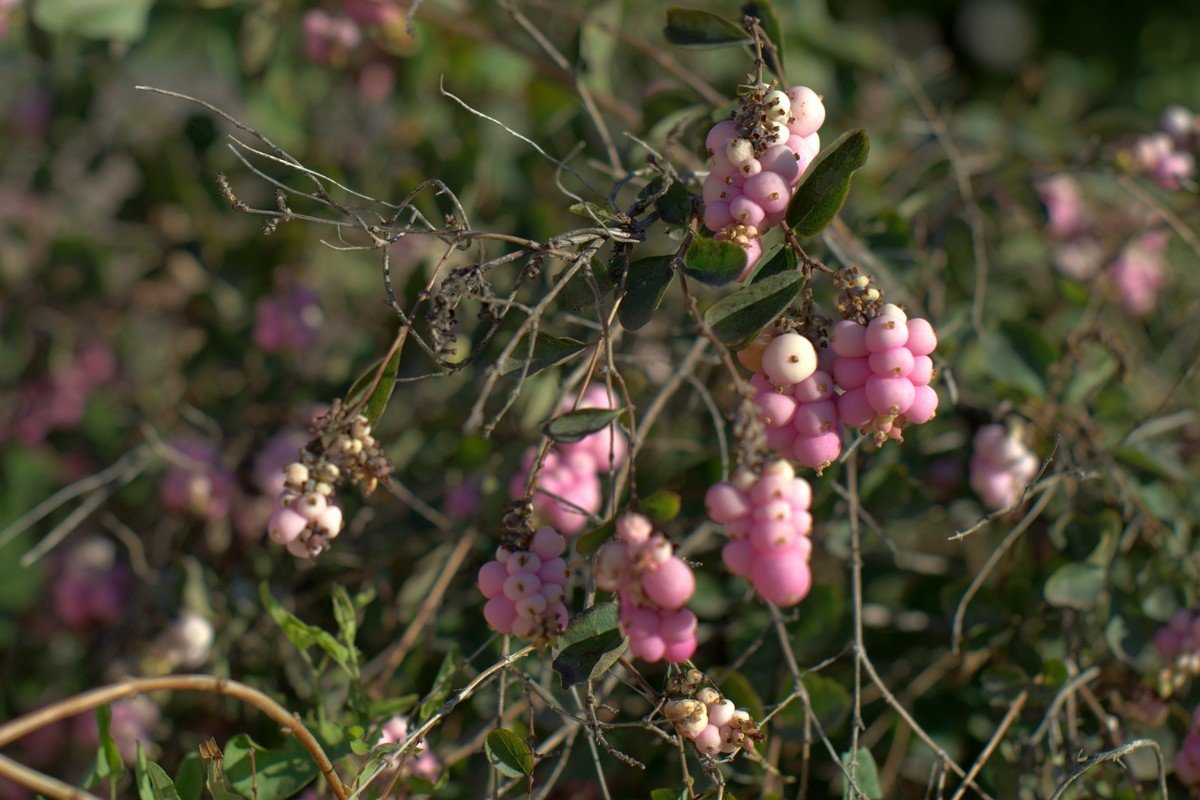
<box><xmin>552</xmin><ymin>603</ymin><xmax>628</xmax><ymax>689</ymax></box>
<box><xmin>786</xmin><ymin>129</ymin><xmax>870</xmax><ymax>237</ymax></box>
<box><xmin>663</xmin><ymin>7</ymin><xmax>752</xmax><ymax>48</ymax></box>
<box><xmin>497</xmin><ymin>334</ymin><xmax>588</xmax><ymax>377</ymax></box>
<box><xmin>484</xmin><ymin>728</ymin><xmax>533</xmax><ymax>778</ymax></box>
<box><xmin>619</xmin><ymin>255</ymin><xmax>675</xmax><ymax>331</ymax></box>
<box><xmin>684</xmin><ymin>237</ymin><xmax>748</xmax><ymax>286</ymax></box>
<box><xmin>703</xmin><ymin>270</ymin><xmax>805</xmax><ymax>349</ymax></box>
<box><xmin>543</xmin><ymin>408</ymin><xmax>624</xmax><ymax>444</ymax></box>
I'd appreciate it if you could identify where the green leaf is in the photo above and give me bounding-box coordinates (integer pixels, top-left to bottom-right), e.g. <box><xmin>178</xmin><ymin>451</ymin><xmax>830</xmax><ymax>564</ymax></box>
<box><xmin>840</xmin><ymin>747</ymin><xmax>883</xmax><ymax>800</ymax></box>
<box><xmin>642</xmin><ymin>490</ymin><xmax>682</xmax><ymax>524</ymax></box>
<box><xmin>173</xmin><ymin>754</ymin><xmax>203</xmax><ymax>800</ymax></box>
<box><xmin>747</xmin><ymin>243</ymin><xmax>797</xmax><ymax>283</ymax></box>
<box><xmin>344</xmin><ymin>344</ymin><xmax>402</xmax><ymax>428</ymax></box>
<box><xmin>497</xmin><ymin>334</ymin><xmax>588</xmax><ymax>377</ymax></box>
<box><xmin>223</xmin><ymin>734</ymin><xmax>318</xmax><ymax>800</ymax></box>
<box><xmin>663</xmin><ymin>7</ymin><xmax>752</xmax><ymax>48</ymax></box>
<box><xmin>618</xmin><ymin>255</ymin><xmax>675</xmax><ymax>331</ymax></box>
<box><xmin>552</xmin><ymin>603</ymin><xmax>628</xmax><ymax>689</ymax></box>
<box><xmin>786</xmin><ymin>129</ymin><xmax>870</xmax><ymax>236</ymax></box>
<box><xmin>199</xmin><ymin>745</ymin><xmax>242</xmax><ymax>800</ymax></box>
<box><xmin>651</xmin><ymin>790</ymin><xmax>683</xmax><ymax>800</ymax></box>
<box><xmin>741</xmin><ymin>1</ymin><xmax>785</xmax><ymax>77</ymax></box>
<box><xmin>94</xmin><ymin>704</ymin><xmax>124</xmax><ymax>782</ymax></box>
<box><xmin>259</xmin><ymin>582</ymin><xmax>351</xmax><ymax>668</ymax></box>
<box><xmin>331</xmin><ymin>585</ymin><xmax>358</xmax><ymax>651</ymax></box>
<box><xmin>576</xmin><ymin>520</ymin><xmax>615</xmax><ymax>556</ymax></box>
<box><xmin>655</xmin><ymin>181</ymin><xmax>693</xmax><ymax>226</ymax></box>
<box><xmin>544</xmin><ymin>408</ymin><xmax>624</xmax><ymax>444</ymax></box>
<box><xmin>684</xmin><ymin>237</ymin><xmax>748</xmax><ymax>286</ymax></box>
<box><xmin>718</xmin><ymin>671</ymin><xmax>764</xmax><ymax>722</ymax></box>
<box><xmin>136</xmin><ymin>745</ymin><xmax>181</xmax><ymax>800</ymax></box>
<box><xmin>980</xmin><ymin>330</ymin><xmax>1046</xmax><ymax>398</ymax></box>
<box><xmin>1044</xmin><ymin>563</ymin><xmax>1106</xmax><ymax>610</ymax></box>
<box><xmin>33</xmin><ymin>0</ymin><xmax>155</xmax><ymax>41</ymax></box>
<box><xmin>569</xmin><ymin>201</ymin><xmax>622</xmax><ymax>223</ymax></box>
<box><xmin>417</xmin><ymin>648</ymin><xmax>460</xmax><ymax>723</ymax></box>
<box><xmin>704</xmin><ymin>270</ymin><xmax>805</xmax><ymax>349</ymax></box>
<box><xmin>484</xmin><ymin>728</ymin><xmax>534</xmax><ymax>778</ymax></box>
<box><xmin>803</xmin><ymin>674</ymin><xmax>851</xmax><ymax>730</ymax></box>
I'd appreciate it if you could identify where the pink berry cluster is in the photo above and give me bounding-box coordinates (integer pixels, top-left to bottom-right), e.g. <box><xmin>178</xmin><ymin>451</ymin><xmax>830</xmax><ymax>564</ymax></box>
<box><xmin>1037</xmin><ymin>175</ymin><xmax>1104</xmax><ymax>281</ymax></box>
<box><xmin>968</xmin><ymin>424</ymin><xmax>1039</xmax><ymax>510</ymax></box>
<box><xmin>1178</xmin><ymin>707</ymin><xmax>1200</xmax><ymax>786</ymax></box>
<box><xmin>160</xmin><ymin>438</ymin><xmax>236</xmax><ymax>522</ymax></box>
<box><xmin>594</xmin><ymin>512</ymin><xmax>698</xmax><ymax>663</ymax></box>
<box><xmin>477</xmin><ymin>526</ymin><xmax>570</xmax><ymax>644</ymax></box>
<box><xmin>738</xmin><ymin>330</ymin><xmax>842</xmax><ymax>471</ymax></box>
<box><xmin>1154</xmin><ymin>609</ymin><xmax>1200</xmax><ymax>697</ymax></box>
<box><xmin>268</xmin><ymin>403</ymin><xmax>393</xmax><ymax>558</ymax></box>
<box><xmin>1108</xmin><ymin>229</ymin><xmax>1169</xmax><ymax>317</ymax></box>
<box><xmin>51</xmin><ymin>538</ymin><xmax>129</xmax><ymax>632</ymax></box>
<box><xmin>253</xmin><ymin>281</ymin><xmax>322</xmax><ymax>354</ymax></box>
<box><xmin>378</xmin><ymin>714</ymin><xmax>442</xmax><ymax>783</ymax></box>
<box><xmin>1128</xmin><ymin>106</ymin><xmax>1197</xmax><ymax>190</ymax></box>
<box><xmin>509</xmin><ymin>385</ymin><xmax>627</xmax><ymax>536</ymax></box>
<box><xmin>4</xmin><ymin>343</ymin><xmax>115</xmax><ymax>448</ymax></box>
<box><xmin>664</xmin><ymin>686</ymin><xmax>762</xmax><ymax>757</ymax></box>
<box><xmin>702</xmin><ymin>84</ymin><xmax>825</xmax><ymax>279</ymax></box>
<box><xmin>829</xmin><ymin>304</ymin><xmax>939</xmax><ymax>444</ymax></box>
<box><xmin>704</xmin><ymin>460</ymin><xmax>813</xmax><ymax>607</ymax></box>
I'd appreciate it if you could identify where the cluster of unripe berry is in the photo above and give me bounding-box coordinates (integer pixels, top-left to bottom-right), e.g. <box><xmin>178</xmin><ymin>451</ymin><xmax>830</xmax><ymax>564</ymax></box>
<box><xmin>702</xmin><ymin>83</ymin><xmax>825</xmax><ymax>278</ymax></box>
<box><xmin>594</xmin><ymin>512</ymin><xmax>698</xmax><ymax>663</ymax></box>
<box><xmin>968</xmin><ymin>423</ymin><xmax>1039</xmax><ymax>510</ymax></box>
<box><xmin>268</xmin><ymin>403</ymin><xmax>392</xmax><ymax>558</ymax></box>
<box><xmin>509</xmin><ymin>386</ymin><xmax>627</xmax><ymax>535</ymax></box>
<box><xmin>476</xmin><ymin>527</ymin><xmax>570</xmax><ymax>645</ymax></box>
<box><xmin>1155</xmin><ymin>609</ymin><xmax>1200</xmax><ymax>698</ymax></box>
<box><xmin>1127</xmin><ymin>106</ymin><xmax>1197</xmax><ymax>190</ymax></box>
<box><xmin>664</xmin><ymin>685</ymin><xmax>762</xmax><ymax>757</ymax></box>
<box><xmin>705</xmin><ymin>460</ymin><xmax>814</xmax><ymax>607</ymax></box>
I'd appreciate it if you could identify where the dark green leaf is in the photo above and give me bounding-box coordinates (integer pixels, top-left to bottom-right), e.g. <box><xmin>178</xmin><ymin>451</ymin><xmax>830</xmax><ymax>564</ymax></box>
<box><xmin>704</xmin><ymin>270</ymin><xmax>805</xmax><ymax>349</ymax></box>
<box><xmin>663</xmin><ymin>7</ymin><xmax>751</xmax><ymax>48</ymax></box>
<box><xmin>364</xmin><ymin>346</ymin><xmax>401</xmax><ymax>427</ymax></box>
<box><xmin>136</xmin><ymin>745</ymin><xmax>181</xmax><ymax>800</ymax></box>
<box><xmin>497</xmin><ymin>334</ymin><xmax>588</xmax><ymax>377</ymax></box>
<box><xmin>224</xmin><ymin>734</ymin><xmax>317</xmax><ymax>800</ymax></box>
<box><xmin>642</xmin><ymin>490</ymin><xmax>682</xmax><ymax>523</ymax></box>
<box><xmin>552</xmin><ymin>603</ymin><xmax>628</xmax><ymax>689</ymax></box>
<box><xmin>803</xmin><ymin>674</ymin><xmax>851</xmax><ymax>730</ymax></box>
<box><xmin>418</xmin><ymin>648</ymin><xmax>460</xmax><ymax>723</ymax></box>
<box><xmin>173</xmin><ymin>754</ymin><xmax>203</xmax><ymax>800</ymax></box>
<box><xmin>747</xmin><ymin>243</ymin><xmax>796</xmax><ymax>283</ymax></box>
<box><xmin>655</xmin><ymin>181</ymin><xmax>693</xmax><ymax>226</ymax></box>
<box><xmin>1044</xmin><ymin>563</ymin><xmax>1105</xmax><ymax>610</ymax></box>
<box><xmin>786</xmin><ymin>129</ymin><xmax>870</xmax><ymax>236</ymax></box>
<box><xmin>94</xmin><ymin>704</ymin><xmax>124</xmax><ymax>782</ymax></box>
<box><xmin>619</xmin><ymin>255</ymin><xmax>675</xmax><ymax>331</ymax></box>
<box><xmin>576</xmin><ymin>520</ymin><xmax>615</xmax><ymax>555</ymax></box>
<box><xmin>259</xmin><ymin>582</ymin><xmax>350</xmax><ymax>667</ymax></box>
<box><xmin>718</xmin><ymin>671</ymin><xmax>764</xmax><ymax>722</ymax></box>
<box><xmin>840</xmin><ymin>747</ymin><xmax>883</xmax><ymax>800</ymax></box>
<box><xmin>544</xmin><ymin>408</ymin><xmax>624</xmax><ymax>444</ymax></box>
<box><xmin>484</xmin><ymin>729</ymin><xmax>533</xmax><ymax>778</ymax></box>
<box><xmin>980</xmin><ymin>330</ymin><xmax>1045</xmax><ymax>397</ymax></box>
<box><xmin>741</xmin><ymin>1</ymin><xmax>785</xmax><ymax>77</ymax></box>
<box><xmin>684</xmin><ymin>237</ymin><xmax>748</xmax><ymax>286</ymax></box>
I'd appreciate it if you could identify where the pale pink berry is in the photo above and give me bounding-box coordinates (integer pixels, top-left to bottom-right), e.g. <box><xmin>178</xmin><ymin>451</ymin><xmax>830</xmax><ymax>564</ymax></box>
<box><xmin>730</xmin><ymin>195</ymin><xmax>766</xmax><ymax>227</ymax></box>
<box><xmin>705</xmin><ymin>483</ymin><xmax>751</xmax><ymax>523</ymax></box>
<box><xmin>758</xmin><ymin>145</ymin><xmax>801</xmax><ymax>183</ymax></box>
<box><xmin>837</xmin><ymin>387</ymin><xmax>874</xmax><ymax>428</ymax></box>
<box><xmin>905</xmin><ymin>318</ymin><xmax>938</xmax><ymax>356</ymax></box>
<box><xmin>484</xmin><ymin>596</ymin><xmax>517</xmax><ymax>632</ymax></box>
<box><xmin>315</xmin><ymin>504</ymin><xmax>343</xmax><ymax>537</ymax></box>
<box><xmin>868</xmin><ymin>346</ymin><xmax>915</xmax><ymax>377</ymax></box>
<box><xmin>515</xmin><ymin>594</ymin><xmax>548</xmax><ymax>619</ymax></box>
<box><xmin>693</xmin><ymin>724</ymin><xmax>723</xmax><ymax>755</ymax></box>
<box><xmin>617</xmin><ymin>512</ymin><xmax>653</xmax><ymax>545</ymax></box>
<box><xmin>865</xmin><ymin>312</ymin><xmax>909</xmax><ymax>351</ymax></box>
<box><xmin>703</xmin><ymin>200</ymin><xmax>733</xmax><ymax>231</ymax></box>
<box><xmin>904</xmin><ymin>385</ymin><xmax>939</xmax><ymax>424</ymax></box>
<box><xmin>664</xmin><ymin>638</ymin><xmax>698</xmax><ymax>662</ymax></box>
<box><xmin>753</xmin><ymin>499</ymin><xmax>792</xmax><ymax>522</ymax></box>
<box><xmin>738</xmin><ymin>158</ymin><xmax>763</xmax><ymax>178</ymax></box>
<box><xmin>751</xmin><ymin>550</ymin><xmax>812</xmax><ymax>606</ymax></box>
<box><xmin>793</xmin><ymin>371</ymin><xmax>834</xmax><ymax>402</ymax></box>
<box><xmin>749</xmin><ymin>520</ymin><xmax>796</xmax><ymax>551</ymax></box>
<box><xmin>642</xmin><ymin>557</ymin><xmax>695</xmax><ymax>610</ymax></box>
<box><xmin>477</xmin><ymin>561</ymin><xmax>508</xmax><ymax>598</ymax></box>
<box><xmin>660</xmin><ymin>609</ymin><xmax>698</xmax><ymax>642</ymax></box>
<box><xmin>757</xmin><ymin>390</ymin><xmax>799</xmax><ymax>427</ymax></box>
<box><xmin>707</xmin><ymin>700</ymin><xmax>735</xmax><ymax>727</ymax></box>
<box><xmin>909</xmin><ymin>355</ymin><xmax>934</xmax><ymax>386</ymax></box>
<box><xmin>789</xmin><ymin>478</ymin><xmax>812</xmax><ymax>510</ymax></box>
<box><xmin>706</xmin><ymin>120</ymin><xmax>740</xmax><ymax>155</ymax></box>
<box><xmin>722</xmin><ymin>540</ymin><xmax>754</xmax><ymax>576</ymax></box>
<box><xmin>793</xmin><ymin>432</ymin><xmax>842</xmax><ymax>470</ymax></box>
<box><xmin>785</xmin><ymin>86</ymin><xmax>825</xmax><ymax>137</ymax></box>
<box><xmin>630</xmin><ymin>631</ymin><xmax>667</xmax><ymax>662</ymax></box>
<box><xmin>865</xmin><ymin>375</ymin><xmax>915</xmax><ymax>416</ymax></box>
<box><xmin>792</xmin><ymin>399</ymin><xmax>838</xmax><ymax>437</ymax></box>
<box><xmin>761</xmin><ymin>332</ymin><xmax>817</xmax><ymax>386</ymax></box>
<box><xmin>537</xmin><ymin>557</ymin><xmax>567</xmax><ymax>584</ymax></box>
<box><xmin>502</xmin><ymin>572</ymin><xmax>541</xmax><ymax>600</ymax></box>
<box><xmin>530</xmin><ymin>527</ymin><xmax>566</xmax><ymax>559</ymax></box>
<box><xmin>748</xmin><ymin>472</ymin><xmax>792</xmax><ymax>503</ymax></box>
<box><xmin>268</xmin><ymin>505</ymin><xmax>308</xmax><ymax>544</ymax></box>
<box><xmin>507</xmin><ymin>551</ymin><xmax>542</xmax><ymax>574</ymax></box>
<box><xmin>832</xmin><ymin>356</ymin><xmax>871</xmax><ymax>389</ymax></box>
<box><xmin>830</xmin><ymin>320</ymin><xmax>868</xmax><ymax>357</ymax></box>
<box><xmin>743</xmin><ymin>171</ymin><xmax>791</xmax><ymax>214</ymax></box>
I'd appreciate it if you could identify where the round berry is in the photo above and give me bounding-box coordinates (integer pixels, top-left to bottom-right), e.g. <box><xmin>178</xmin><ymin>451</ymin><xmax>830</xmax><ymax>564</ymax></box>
<box><xmin>617</xmin><ymin>512</ymin><xmax>653</xmax><ymax>545</ymax></box>
<box><xmin>642</xmin><ymin>557</ymin><xmax>695</xmax><ymax>610</ymax></box>
<box><xmin>702</xmin><ymin>176</ymin><xmax>733</xmax><ymax>204</ymax></box>
<box><xmin>793</xmin><ymin>370</ymin><xmax>834</xmax><ymax>402</ymax></box>
<box><xmin>865</xmin><ymin>312</ymin><xmax>909</xmax><ymax>351</ymax></box>
<box><xmin>726</xmin><ymin>138</ymin><xmax>754</xmax><ymax>166</ymax></box>
<box><xmin>761</xmin><ymin>332</ymin><xmax>818</xmax><ymax>386</ymax></box>
<box><xmin>865</xmin><ymin>375</ymin><xmax>916</xmax><ymax>416</ymax></box>
<box><xmin>793</xmin><ymin>432</ymin><xmax>842</xmax><ymax>470</ymax></box>
<box><xmin>753</xmin><ymin>499</ymin><xmax>792</xmax><ymax>522</ymax></box>
<box><xmin>749</xmin><ymin>519</ymin><xmax>797</xmax><ymax>551</ymax></box>
<box><xmin>738</xmin><ymin>158</ymin><xmax>763</xmax><ymax>178</ymax></box>
<box><xmin>743</xmin><ymin>171</ymin><xmax>791</xmax><ymax>214</ymax></box>
<box><xmin>905</xmin><ymin>318</ymin><xmax>938</xmax><ymax>356</ymax></box>
<box><xmin>722</xmin><ymin>539</ymin><xmax>754</xmax><ymax>576</ymax></box>
<box><xmin>483</xmin><ymin>596</ymin><xmax>517</xmax><ymax>633</ymax></box>
<box><xmin>832</xmin><ymin>356</ymin><xmax>871</xmax><ymax>390</ymax></box>
<box><xmin>630</xmin><ymin>631</ymin><xmax>667</xmax><ymax>663</ymax></box>
<box><xmin>537</xmin><ymin>557</ymin><xmax>567</xmax><ymax>585</ymax></box>
<box><xmin>868</xmin><ymin>346</ymin><xmax>916</xmax><ymax>377</ymax></box>
<box><xmin>502</xmin><ymin>572</ymin><xmax>541</xmax><ymax>601</ymax></box>
<box><xmin>693</xmin><ymin>724</ymin><xmax>723</xmax><ymax>755</ymax></box>
<box><xmin>530</xmin><ymin>527</ymin><xmax>566</xmax><ymax>559</ymax></box>
<box><xmin>830</xmin><ymin>320</ymin><xmax>868</xmax><ymax>357</ymax></box>
<box><xmin>664</xmin><ymin>637</ymin><xmax>698</xmax><ymax>663</ymax></box>
<box><xmin>705</xmin><ymin>120</ymin><xmax>740</xmax><ymax>155</ymax></box>
<box><xmin>909</xmin><ymin>355</ymin><xmax>933</xmax><ymax>386</ymax></box>
<box><xmin>707</xmin><ymin>700</ymin><xmax>735</xmax><ymax>728</ymax></box>
<box><xmin>477</xmin><ymin>561</ymin><xmax>508</xmax><ymax>598</ymax></box>
<box><xmin>515</xmin><ymin>593</ymin><xmax>548</xmax><ymax>619</ymax></box>
<box><xmin>751</xmin><ymin>549</ymin><xmax>812</xmax><ymax>606</ymax></box>
<box><xmin>786</xmin><ymin>86</ymin><xmax>825</xmax><ymax>137</ymax></box>
<box><xmin>904</xmin><ymin>385</ymin><xmax>939</xmax><ymax>424</ymax></box>
<box><xmin>837</xmin><ymin>387</ymin><xmax>874</xmax><ymax>428</ymax></box>
<box><xmin>705</xmin><ymin>482</ymin><xmax>751</xmax><ymax>523</ymax></box>
<box><xmin>730</xmin><ymin>196</ymin><xmax>766</xmax><ymax>228</ymax></box>
<box><xmin>660</xmin><ymin>608</ymin><xmax>698</xmax><ymax>642</ymax></box>
<box><xmin>758</xmin><ymin>144</ymin><xmax>800</xmax><ymax>183</ymax></box>
<box><xmin>703</xmin><ymin>200</ymin><xmax>732</xmax><ymax>232</ymax></box>
<box><xmin>764</xmin><ymin>424</ymin><xmax>797</xmax><ymax>452</ymax></box>
<box><xmin>764</xmin><ymin>89</ymin><xmax>791</xmax><ymax>120</ymax></box>
<box><xmin>507</xmin><ymin>551</ymin><xmax>542</xmax><ymax>574</ymax></box>
<box><xmin>756</xmin><ymin>390</ymin><xmax>798</xmax><ymax>428</ymax></box>
<box><xmin>792</xmin><ymin>398</ymin><xmax>838</xmax><ymax>437</ymax></box>
<box><xmin>749</xmin><ymin>472</ymin><xmax>792</xmax><ymax>504</ymax></box>
<box><xmin>269</xmin><ymin>506</ymin><xmax>308</xmax><ymax>544</ymax></box>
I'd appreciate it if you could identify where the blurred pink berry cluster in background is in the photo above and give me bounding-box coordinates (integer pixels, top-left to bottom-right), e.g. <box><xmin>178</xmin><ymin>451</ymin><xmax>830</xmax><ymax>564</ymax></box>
<box><xmin>300</xmin><ymin>0</ymin><xmax>412</xmax><ymax>102</ymax></box>
<box><xmin>705</xmin><ymin>460</ymin><xmax>813</xmax><ymax>607</ymax></box>
<box><xmin>3</xmin><ymin>343</ymin><xmax>115</xmax><ymax>448</ymax></box>
<box><xmin>510</xmin><ymin>385</ymin><xmax>627</xmax><ymax>535</ymax></box>
<box><xmin>1131</xmin><ymin>106</ymin><xmax>1198</xmax><ymax>190</ymax></box>
<box><xmin>159</xmin><ymin>439</ymin><xmax>236</xmax><ymax>522</ymax></box>
<box><xmin>377</xmin><ymin>714</ymin><xmax>441</xmax><ymax>784</ymax></box>
<box><xmin>252</xmin><ymin>281</ymin><xmax>323</xmax><ymax>354</ymax></box>
<box><xmin>703</xmin><ymin>85</ymin><xmax>825</xmax><ymax>278</ymax></box>
<box><xmin>51</xmin><ymin>537</ymin><xmax>129</xmax><ymax>632</ymax></box>
<box><xmin>595</xmin><ymin>512</ymin><xmax>698</xmax><ymax>663</ymax></box>
<box><xmin>968</xmin><ymin>424</ymin><xmax>1039</xmax><ymax>510</ymax></box>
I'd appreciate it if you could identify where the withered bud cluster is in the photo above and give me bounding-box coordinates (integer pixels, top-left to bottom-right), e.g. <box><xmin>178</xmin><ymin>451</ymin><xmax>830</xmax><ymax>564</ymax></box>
<box><xmin>305</xmin><ymin>399</ymin><xmax>394</xmax><ymax>495</ymax></box>
<box><xmin>834</xmin><ymin>267</ymin><xmax>884</xmax><ymax>323</ymax></box>
<box><xmin>732</xmin><ymin>79</ymin><xmax>790</xmax><ymax>157</ymax></box>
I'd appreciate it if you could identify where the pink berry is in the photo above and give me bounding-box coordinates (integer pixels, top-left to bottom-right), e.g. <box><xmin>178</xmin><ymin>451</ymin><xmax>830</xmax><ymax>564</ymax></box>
<box><xmin>705</xmin><ymin>482</ymin><xmax>750</xmax><ymax>523</ymax></box>
<box><xmin>904</xmin><ymin>385</ymin><xmax>939</xmax><ymax>424</ymax></box>
<box><xmin>792</xmin><ymin>399</ymin><xmax>838</xmax><ymax>437</ymax></box>
<box><xmin>748</xmin><ymin>472</ymin><xmax>792</xmax><ymax>504</ymax></box>
<box><xmin>537</xmin><ymin>557</ymin><xmax>567</xmax><ymax>585</ymax></box>
<box><xmin>617</xmin><ymin>512</ymin><xmax>653</xmax><ymax>545</ymax></box>
<box><xmin>692</xmin><ymin>724</ymin><xmax>722</xmax><ymax>755</ymax></box>
<box><xmin>642</xmin><ymin>557</ymin><xmax>695</xmax><ymax>610</ymax></box>
<box><xmin>868</xmin><ymin>347</ymin><xmax>915</xmax><ymax>377</ymax></box>
<box><xmin>512</xmin><ymin>616</ymin><xmax>536</xmax><ymax>638</ymax></box>
<box><xmin>707</xmin><ymin>700</ymin><xmax>735</xmax><ymax>727</ymax></box>
<box><xmin>663</xmin><ymin>637</ymin><xmax>697</xmax><ymax>663</ymax></box>
<box><xmin>789</xmin><ymin>478</ymin><xmax>812</xmax><ymax>510</ymax></box>
<box><xmin>752</xmin><ymin>499</ymin><xmax>792</xmax><ymax>522</ymax></box>
<box><xmin>832</xmin><ymin>356</ymin><xmax>871</xmax><ymax>389</ymax></box>
<box><xmin>703</xmin><ymin>176</ymin><xmax>733</xmax><ymax>205</ymax></box>
<box><xmin>705</xmin><ymin>120</ymin><xmax>740</xmax><ymax>155</ymax></box>
<box><xmin>507</xmin><ymin>551</ymin><xmax>542</xmax><ymax>574</ymax></box>
<box><xmin>758</xmin><ymin>144</ymin><xmax>800</xmax><ymax>183</ymax></box>
<box><xmin>515</xmin><ymin>593</ymin><xmax>548</xmax><ymax>619</ymax></box>
<box><xmin>743</xmin><ymin>171</ymin><xmax>792</xmax><ymax>214</ymax></box>
<box><xmin>503</xmin><ymin>572</ymin><xmax>541</xmax><ymax>600</ymax></box>
<box><xmin>793</xmin><ymin>371</ymin><xmax>834</xmax><ymax>402</ymax></box>
<box><xmin>730</xmin><ymin>196</ymin><xmax>766</xmax><ymax>227</ymax></box>
<box><xmin>837</xmin><ymin>387</ymin><xmax>874</xmax><ymax>428</ymax></box>
<box><xmin>786</xmin><ymin>86</ymin><xmax>825</xmax><ymax>138</ymax></box>
<box><xmin>268</xmin><ymin>505</ymin><xmax>308</xmax><ymax>544</ymax></box>
<box><xmin>477</xmin><ymin>561</ymin><xmax>508</xmax><ymax>598</ymax></box>
<box><xmin>749</xmin><ymin>520</ymin><xmax>797</xmax><ymax>551</ymax></box>
<box><xmin>722</xmin><ymin>539</ymin><xmax>754</xmax><ymax>576</ymax></box>
<box><xmin>703</xmin><ymin>200</ymin><xmax>732</xmax><ymax>231</ymax></box>
<box><xmin>865</xmin><ymin>375</ymin><xmax>915</xmax><ymax>416</ymax></box>
<box><xmin>865</xmin><ymin>313</ymin><xmax>909</xmax><ymax>352</ymax></box>
<box><xmin>738</xmin><ymin>158</ymin><xmax>762</xmax><ymax>178</ymax></box>
<box><xmin>905</xmin><ymin>318</ymin><xmax>937</xmax><ymax>356</ymax></box>
<box><xmin>762</xmin><ymin>332</ymin><xmax>818</xmax><ymax>386</ymax></box>
<box><xmin>793</xmin><ymin>432</ymin><xmax>842</xmax><ymax>470</ymax></box>
<box><xmin>631</xmin><ymin>631</ymin><xmax>667</xmax><ymax>662</ymax></box>
<box><xmin>830</xmin><ymin>320</ymin><xmax>868</xmax><ymax>357</ymax></box>
<box><xmin>764</xmin><ymin>424</ymin><xmax>797</xmax><ymax>452</ymax></box>
<box><xmin>660</xmin><ymin>609</ymin><xmax>698</xmax><ymax>642</ymax></box>
<box><xmin>791</xmin><ymin>510</ymin><xmax>814</xmax><ymax>537</ymax></box>
<box><xmin>530</xmin><ymin>527</ymin><xmax>566</xmax><ymax>559</ymax></box>
<box><xmin>484</xmin><ymin>596</ymin><xmax>517</xmax><ymax>633</ymax></box>
<box><xmin>751</xmin><ymin>550</ymin><xmax>812</xmax><ymax>606</ymax></box>
<box><xmin>909</xmin><ymin>355</ymin><xmax>934</xmax><ymax>386</ymax></box>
